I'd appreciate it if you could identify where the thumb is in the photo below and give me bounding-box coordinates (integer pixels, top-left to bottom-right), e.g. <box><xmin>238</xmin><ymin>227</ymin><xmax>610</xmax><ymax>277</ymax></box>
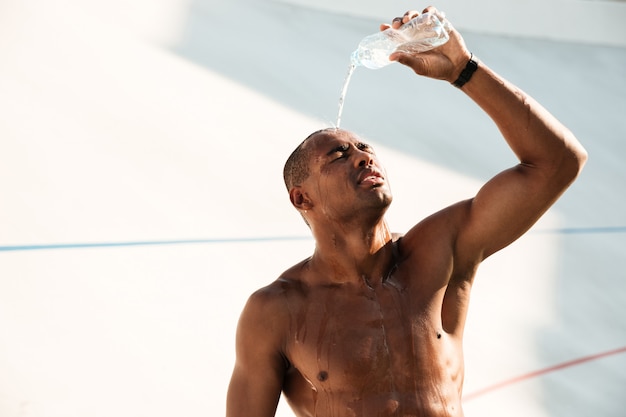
<box><xmin>390</xmin><ymin>51</ymin><xmax>424</xmax><ymax>69</ymax></box>
<box><xmin>388</xmin><ymin>51</ymin><xmax>408</xmax><ymax>63</ymax></box>
<box><xmin>389</xmin><ymin>51</ymin><xmax>406</xmax><ymax>62</ymax></box>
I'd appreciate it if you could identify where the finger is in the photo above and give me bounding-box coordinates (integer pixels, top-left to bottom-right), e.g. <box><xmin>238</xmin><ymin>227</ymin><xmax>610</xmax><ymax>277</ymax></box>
<box><xmin>422</xmin><ymin>6</ymin><xmax>436</xmax><ymax>14</ymax></box>
<box><xmin>388</xmin><ymin>51</ymin><xmax>404</xmax><ymax>62</ymax></box>
<box><xmin>391</xmin><ymin>16</ymin><xmax>403</xmax><ymax>29</ymax></box>
<box><xmin>379</xmin><ymin>23</ymin><xmax>392</xmax><ymax>31</ymax></box>
<box><xmin>402</xmin><ymin>10</ymin><xmax>420</xmax><ymax>24</ymax></box>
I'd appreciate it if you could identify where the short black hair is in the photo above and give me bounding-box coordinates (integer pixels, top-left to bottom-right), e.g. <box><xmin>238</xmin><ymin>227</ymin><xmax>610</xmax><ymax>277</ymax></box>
<box><xmin>283</xmin><ymin>128</ymin><xmax>334</xmax><ymax>190</ymax></box>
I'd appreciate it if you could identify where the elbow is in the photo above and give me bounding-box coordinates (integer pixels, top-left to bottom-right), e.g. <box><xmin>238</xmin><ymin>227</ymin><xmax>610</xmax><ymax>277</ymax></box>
<box><xmin>569</xmin><ymin>132</ymin><xmax>588</xmax><ymax>176</ymax></box>
<box><xmin>561</xmin><ymin>131</ymin><xmax>588</xmax><ymax>183</ymax></box>
<box><xmin>577</xmin><ymin>144</ymin><xmax>588</xmax><ymax>172</ymax></box>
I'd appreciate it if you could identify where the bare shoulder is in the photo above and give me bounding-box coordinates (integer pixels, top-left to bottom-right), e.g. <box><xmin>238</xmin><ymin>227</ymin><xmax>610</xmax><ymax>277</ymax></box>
<box><xmin>240</xmin><ymin>259</ymin><xmax>310</xmax><ymax>327</ymax></box>
<box><xmin>399</xmin><ymin>199</ymin><xmax>472</xmax><ymax>257</ymax></box>
<box><xmin>234</xmin><ymin>258</ymin><xmax>311</xmax><ymax>376</ymax></box>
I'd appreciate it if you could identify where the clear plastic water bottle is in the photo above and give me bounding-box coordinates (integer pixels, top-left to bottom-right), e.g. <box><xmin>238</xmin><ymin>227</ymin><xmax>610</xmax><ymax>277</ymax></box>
<box><xmin>351</xmin><ymin>11</ymin><xmax>451</xmax><ymax>69</ymax></box>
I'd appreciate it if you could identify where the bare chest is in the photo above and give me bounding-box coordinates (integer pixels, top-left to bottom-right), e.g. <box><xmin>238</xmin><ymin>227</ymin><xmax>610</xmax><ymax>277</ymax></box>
<box><xmin>284</xmin><ymin>281</ymin><xmax>453</xmax><ymax>393</ymax></box>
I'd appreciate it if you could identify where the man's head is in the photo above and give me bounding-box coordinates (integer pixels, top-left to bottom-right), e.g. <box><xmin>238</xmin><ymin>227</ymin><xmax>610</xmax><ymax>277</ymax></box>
<box><xmin>283</xmin><ymin>128</ymin><xmax>392</xmax><ymax>227</ymax></box>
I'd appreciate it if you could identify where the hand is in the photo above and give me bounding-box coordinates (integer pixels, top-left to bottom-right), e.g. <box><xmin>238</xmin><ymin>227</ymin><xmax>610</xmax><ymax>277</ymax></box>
<box><xmin>380</xmin><ymin>6</ymin><xmax>472</xmax><ymax>83</ymax></box>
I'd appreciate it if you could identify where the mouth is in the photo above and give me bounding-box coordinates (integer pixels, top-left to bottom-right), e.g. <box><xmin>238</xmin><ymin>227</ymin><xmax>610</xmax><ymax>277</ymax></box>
<box><xmin>357</xmin><ymin>169</ymin><xmax>385</xmax><ymax>186</ymax></box>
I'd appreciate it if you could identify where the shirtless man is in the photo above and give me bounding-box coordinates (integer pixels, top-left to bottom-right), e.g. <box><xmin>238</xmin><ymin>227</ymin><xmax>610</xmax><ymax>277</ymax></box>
<box><xmin>227</xmin><ymin>5</ymin><xmax>587</xmax><ymax>417</ymax></box>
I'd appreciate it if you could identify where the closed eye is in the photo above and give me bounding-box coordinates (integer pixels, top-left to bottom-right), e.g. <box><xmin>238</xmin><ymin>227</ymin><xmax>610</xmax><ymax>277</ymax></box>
<box><xmin>332</xmin><ymin>153</ymin><xmax>348</xmax><ymax>162</ymax></box>
<box><xmin>328</xmin><ymin>144</ymin><xmax>350</xmax><ymax>161</ymax></box>
<box><xmin>328</xmin><ymin>144</ymin><xmax>350</xmax><ymax>155</ymax></box>
<box><xmin>326</xmin><ymin>142</ymin><xmax>374</xmax><ymax>162</ymax></box>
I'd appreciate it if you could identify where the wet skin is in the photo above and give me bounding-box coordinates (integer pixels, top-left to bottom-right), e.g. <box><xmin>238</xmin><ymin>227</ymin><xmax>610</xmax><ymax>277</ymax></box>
<box><xmin>277</xmin><ymin>236</ymin><xmax>468</xmax><ymax>417</ymax></box>
<box><xmin>257</xmin><ymin>130</ymin><xmax>469</xmax><ymax>416</ymax></box>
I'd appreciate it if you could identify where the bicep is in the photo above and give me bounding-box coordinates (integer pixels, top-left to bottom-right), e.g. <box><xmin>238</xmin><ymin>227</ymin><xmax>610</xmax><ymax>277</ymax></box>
<box><xmin>227</xmin><ymin>364</ymin><xmax>283</xmax><ymax>417</ymax></box>
<box><xmin>458</xmin><ymin>162</ymin><xmax>564</xmax><ymax>261</ymax></box>
<box><xmin>226</xmin><ymin>293</ymin><xmax>287</xmax><ymax>417</ymax></box>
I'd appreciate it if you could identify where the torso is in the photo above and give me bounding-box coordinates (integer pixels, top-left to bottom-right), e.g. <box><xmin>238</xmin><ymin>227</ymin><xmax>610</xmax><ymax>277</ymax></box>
<box><xmin>275</xmin><ymin>229</ymin><xmax>472</xmax><ymax>417</ymax></box>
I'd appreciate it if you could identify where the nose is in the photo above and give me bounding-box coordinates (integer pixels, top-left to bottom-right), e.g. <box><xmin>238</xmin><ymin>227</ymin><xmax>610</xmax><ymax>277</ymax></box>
<box><xmin>356</xmin><ymin>150</ymin><xmax>374</xmax><ymax>167</ymax></box>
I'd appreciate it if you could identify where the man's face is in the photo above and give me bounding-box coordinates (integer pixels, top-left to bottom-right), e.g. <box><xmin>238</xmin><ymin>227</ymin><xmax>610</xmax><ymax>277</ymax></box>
<box><xmin>300</xmin><ymin>129</ymin><xmax>392</xmax><ymax>223</ymax></box>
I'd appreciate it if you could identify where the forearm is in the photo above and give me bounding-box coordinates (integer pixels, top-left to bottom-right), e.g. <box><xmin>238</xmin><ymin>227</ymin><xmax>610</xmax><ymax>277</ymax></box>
<box><xmin>459</xmin><ymin>60</ymin><xmax>587</xmax><ymax>175</ymax></box>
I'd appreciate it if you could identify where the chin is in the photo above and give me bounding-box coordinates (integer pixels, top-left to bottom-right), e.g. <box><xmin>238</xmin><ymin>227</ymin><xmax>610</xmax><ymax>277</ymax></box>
<box><xmin>374</xmin><ymin>187</ymin><xmax>393</xmax><ymax>206</ymax></box>
<box><xmin>363</xmin><ymin>190</ymin><xmax>393</xmax><ymax>212</ymax></box>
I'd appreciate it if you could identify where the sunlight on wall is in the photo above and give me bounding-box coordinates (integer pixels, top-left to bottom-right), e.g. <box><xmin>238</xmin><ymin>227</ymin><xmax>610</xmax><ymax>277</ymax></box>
<box><xmin>0</xmin><ymin>0</ymin><xmax>192</xmax><ymax>47</ymax></box>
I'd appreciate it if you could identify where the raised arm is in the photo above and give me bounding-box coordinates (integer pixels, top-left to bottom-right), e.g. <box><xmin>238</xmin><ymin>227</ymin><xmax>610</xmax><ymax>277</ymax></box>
<box><xmin>226</xmin><ymin>289</ymin><xmax>287</xmax><ymax>417</ymax></box>
<box><xmin>389</xmin><ymin>6</ymin><xmax>587</xmax><ymax>262</ymax></box>
<box><xmin>452</xmin><ymin>60</ymin><xmax>587</xmax><ymax>260</ymax></box>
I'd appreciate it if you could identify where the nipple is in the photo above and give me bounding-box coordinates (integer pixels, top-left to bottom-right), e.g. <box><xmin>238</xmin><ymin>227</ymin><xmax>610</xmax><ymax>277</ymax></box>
<box><xmin>385</xmin><ymin>398</ymin><xmax>400</xmax><ymax>413</ymax></box>
<box><xmin>317</xmin><ymin>371</ymin><xmax>328</xmax><ymax>382</ymax></box>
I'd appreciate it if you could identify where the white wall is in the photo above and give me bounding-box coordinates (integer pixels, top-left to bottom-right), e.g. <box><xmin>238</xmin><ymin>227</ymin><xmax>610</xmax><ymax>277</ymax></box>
<box><xmin>1</xmin><ymin>0</ymin><xmax>625</xmax><ymax>416</ymax></box>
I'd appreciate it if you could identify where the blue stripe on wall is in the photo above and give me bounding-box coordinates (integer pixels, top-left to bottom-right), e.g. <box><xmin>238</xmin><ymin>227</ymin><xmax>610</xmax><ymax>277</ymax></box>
<box><xmin>0</xmin><ymin>226</ymin><xmax>624</xmax><ymax>252</ymax></box>
<box><xmin>0</xmin><ymin>236</ymin><xmax>313</xmax><ymax>252</ymax></box>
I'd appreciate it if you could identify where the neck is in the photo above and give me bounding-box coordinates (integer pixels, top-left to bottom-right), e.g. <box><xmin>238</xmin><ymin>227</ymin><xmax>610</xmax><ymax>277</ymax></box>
<box><xmin>308</xmin><ymin>218</ymin><xmax>395</xmax><ymax>287</ymax></box>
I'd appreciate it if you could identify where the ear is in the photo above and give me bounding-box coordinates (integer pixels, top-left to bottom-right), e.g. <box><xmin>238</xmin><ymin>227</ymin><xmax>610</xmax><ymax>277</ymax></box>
<box><xmin>289</xmin><ymin>186</ymin><xmax>313</xmax><ymax>211</ymax></box>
